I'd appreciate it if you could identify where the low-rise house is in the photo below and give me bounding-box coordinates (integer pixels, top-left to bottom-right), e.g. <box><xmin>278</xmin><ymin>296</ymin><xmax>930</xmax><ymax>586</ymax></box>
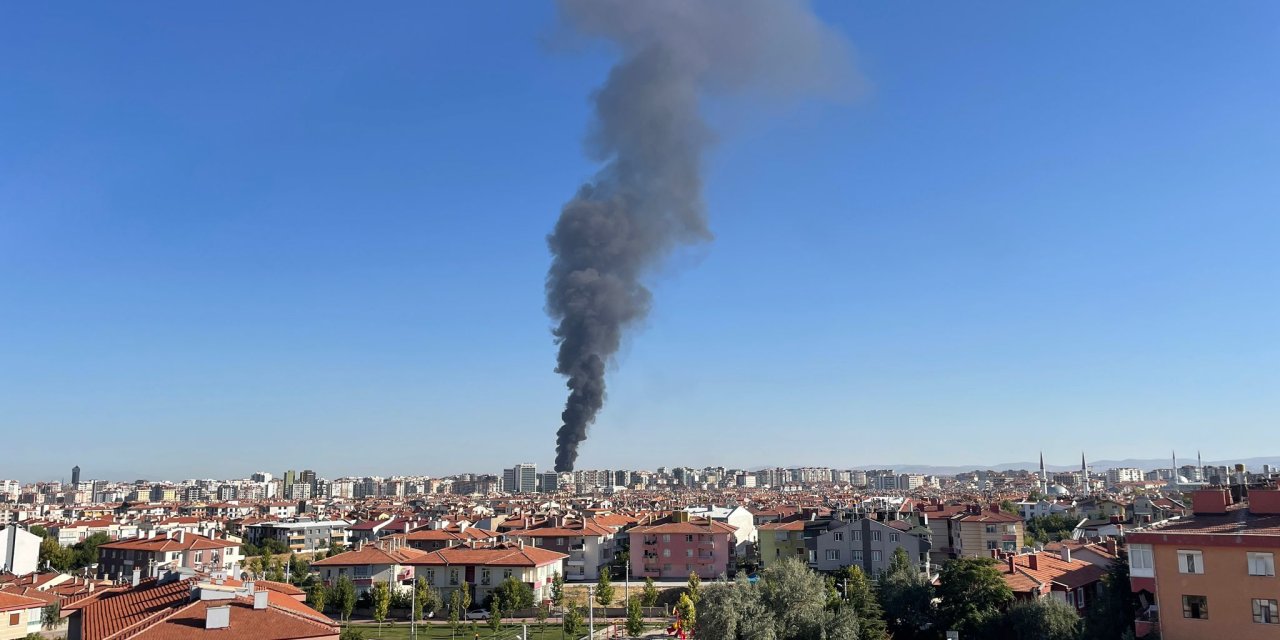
<box><xmin>0</xmin><ymin>591</ymin><xmax>44</xmax><ymax>639</ymax></box>
<box><xmin>61</xmin><ymin>574</ymin><xmax>338</xmax><ymax>640</ymax></box>
<box><xmin>402</xmin><ymin>526</ymin><xmax>498</xmax><ymax>552</ymax></box>
<box><xmin>995</xmin><ymin>549</ymin><xmax>1107</xmax><ymax>613</ymax></box>
<box><xmin>409</xmin><ymin>540</ymin><xmax>567</xmax><ymax>604</ymax></box>
<box><xmin>311</xmin><ymin>539</ymin><xmax>422</xmax><ymax>596</ymax></box>
<box><xmin>629</xmin><ymin>513</ymin><xmax>736</xmax><ymax>580</ymax></box>
<box><xmin>96</xmin><ymin>531</ymin><xmax>243</xmax><ymax>581</ymax></box>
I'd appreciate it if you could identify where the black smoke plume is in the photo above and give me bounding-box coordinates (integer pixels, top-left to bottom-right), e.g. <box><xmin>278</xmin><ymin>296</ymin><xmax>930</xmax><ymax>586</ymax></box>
<box><xmin>547</xmin><ymin>0</ymin><xmax>858</xmax><ymax>472</ymax></box>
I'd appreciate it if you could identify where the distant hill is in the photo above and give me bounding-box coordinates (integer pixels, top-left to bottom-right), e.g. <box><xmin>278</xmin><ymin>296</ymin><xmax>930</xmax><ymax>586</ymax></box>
<box><xmin>863</xmin><ymin>456</ymin><xmax>1280</xmax><ymax>476</ymax></box>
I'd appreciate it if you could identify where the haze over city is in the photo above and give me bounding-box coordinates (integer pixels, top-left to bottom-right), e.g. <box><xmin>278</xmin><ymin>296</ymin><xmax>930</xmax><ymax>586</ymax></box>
<box><xmin>3</xmin><ymin>2</ymin><xmax>1278</xmax><ymax>481</ymax></box>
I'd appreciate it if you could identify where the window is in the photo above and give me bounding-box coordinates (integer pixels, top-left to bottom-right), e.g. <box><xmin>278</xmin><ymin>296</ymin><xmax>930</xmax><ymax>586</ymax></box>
<box><xmin>987</xmin><ymin>541</ymin><xmax>999</xmax><ymax>550</ymax></box>
<box><xmin>852</xmin><ymin>531</ymin><xmax>861</xmax><ymax>541</ymax></box>
<box><xmin>662</xmin><ymin>534</ymin><xmax>671</xmax><ymax>543</ymax></box>
<box><xmin>1178</xmin><ymin>550</ymin><xmax>1204</xmax><ymax>574</ymax></box>
<box><xmin>872</xmin><ymin>551</ymin><xmax>882</xmax><ymax>562</ymax></box>
<box><xmin>1005</xmin><ymin>525</ymin><xmax>1017</xmax><ymax>535</ymax></box>
<box><xmin>1129</xmin><ymin>545</ymin><xmax>1154</xmax><ymax>577</ymax></box>
<box><xmin>686</xmin><ymin>549</ymin><xmax>693</xmax><ymax>558</ymax></box>
<box><xmin>833</xmin><ymin>532</ymin><xmax>844</xmax><ymax>542</ymax></box>
<box><xmin>851</xmin><ymin>550</ymin><xmax>862</xmax><ymax>561</ymax></box>
<box><xmin>1067</xmin><ymin>591</ymin><xmax>1076</xmax><ymax>607</ymax></box>
<box><xmin>872</xmin><ymin>531</ymin><xmax>881</xmax><ymax>542</ymax></box>
<box><xmin>1183</xmin><ymin>595</ymin><xmax>1208</xmax><ymax>620</ymax></box>
<box><xmin>503</xmin><ymin>569</ymin><xmax>512</xmax><ymax>579</ymax></box>
<box><xmin>9</xmin><ymin>613</ymin><xmax>18</xmax><ymax>626</ymax></box>
<box><xmin>1253</xmin><ymin>599</ymin><xmax>1279</xmax><ymax>624</ymax></box>
<box><xmin>686</xmin><ymin>535</ymin><xmax>694</xmax><ymax>542</ymax></box>
<box><xmin>481</xmin><ymin>568</ymin><xmax>491</xmax><ymax>585</ymax></box>
<box><xmin>1248</xmin><ymin>552</ymin><xmax>1275</xmax><ymax>577</ymax></box>
<box><xmin>985</xmin><ymin>525</ymin><xmax>997</xmax><ymax>534</ymax></box>
<box><xmin>889</xmin><ymin>533</ymin><xmax>899</xmax><ymax>543</ymax></box>
<box><xmin>425</xmin><ymin>569</ymin><xmax>435</xmax><ymax>584</ymax></box>
<box><xmin>825</xmin><ymin>549</ymin><xmax>840</xmax><ymax>561</ymax></box>
<box><xmin>663</xmin><ymin>549</ymin><xmax>670</xmax><ymax>558</ymax></box>
<box><xmin>449</xmin><ymin>569</ymin><xmax>459</xmax><ymax>585</ymax></box>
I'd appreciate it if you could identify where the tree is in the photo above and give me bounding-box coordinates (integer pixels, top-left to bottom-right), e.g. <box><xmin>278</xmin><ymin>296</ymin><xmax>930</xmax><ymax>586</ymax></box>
<box><xmin>596</xmin><ymin>567</ymin><xmax>615</xmax><ymax>607</ymax></box>
<box><xmin>626</xmin><ymin>596</ymin><xmax>645</xmax><ymax>637</ymax></box>
<box><xmin>413</xmin><ymin>577</ymin><xmax>437</xmax><ymax>621</ymax></box>
<box><xmin>460</xmin><ymin>580</ymin><xmax>472</xmax><ymax>612</ymax></box>
<box><xmin>370</xmin><ymin>582</ymin><xmax>391</xmax><ymax>635</ymax></box>
<box><xmin>694</xmin><ymin>562</ymin><xmax>859</xmax><ymax>640</ymax></box>
<box><xmin>843</xmin><ymin>565</ymin><xmax>888</xmax><ymax>640</ymax></box>
<box><xmin>878</xmin><ymin>548</ymin><xmax>935</xmax><ymax>640</ymax></box>
<box><xmin>333</xmin><ymin>575</ymin><xmax>357</xmax><ymax>623</ymax></box>
<box><xmin>39</xmin><ymin>537</ymin><xmax>74</xmax><ymax>572</ymax></box>
<box><xmin>1000</xmin><ymin>500</ymin><xmax>1019</xmax><ymax>515</ymax></box>
<box><xmin>675</xmin><ymin>593</ymin><xmax>697</xmax><ymax>632</ymax></box>
<box><xmin>1080</xmin><ymin>561</ymin><xmax>1139</xmax><ymax>640</ymax></box>
<box><xmin>308</xmin><ymin>582</ymin><xmax>329</xmax><ymax>613</ymax></box>
<box><xmin>550</xmin><ymin>571</ymin><xmax>565</xmax><ymax>608</ymax></box>
<box><xmin>686</xmin><ymin>571</ymin><xmax>702</xmax><ymax>604</ymax></box>
<box><xmin>40</xmin><ymin>602</ymin><xmax>61</xmax><ymax>630</ymax></box>
<box><xmin>339</xmin><ymin>628</ymin><xmax>365</xmax><ymax>640</ymax></box>
<box><xmin>641</xmin><ymin>577</ymin><xmax>659</xmax><ymax>607</ymax></box>
<box><xmin>564</xmin><ymin>603</ymin><xmax>584</xmax><ymax>636</ymax></box>
<box><xmin>489</xmin><ymin>599</ymin><xmax>502</xmax><ymax>633</ymax></box>
<box><xmin>288</xmin><ymin>552</ymin><xmax>310</xmax><ymax>585</ymax></box>
<box><xmin>757</xmin><ymin>557</ymin><xmax>826</xmax><ymax>640</ymax></box>
<box><xmin>536</xmin><ymin>601</ymin><xmax>549</xmax><ymax>633</ymax></box>
<box><xmin>997</xmin><ymin>598</ymin><xmax>1079</xmax><ymax>640</ymax></box>
<box><xmin>936</xmin><ymin>557</ymin><xmax>1013</xmax><ymax>637</ymax></box>
<box><xmin>491</xmin><ymin>576</ymin><xmax>534</xmax><ymax>614</ymax></box>
<box><xmin>72</xmin><ymin>532</ymin><xmax>111</xmax><ymax>569</ymax></box>
<box><xmin>267</xmin><ymin>556</ymin><xmax>287</xmax><ymax>583</ymax></box>
<box><xmin>448</xmin><ymin>589</ymin><xmax>463</xmax><ymax>631</ymax></box>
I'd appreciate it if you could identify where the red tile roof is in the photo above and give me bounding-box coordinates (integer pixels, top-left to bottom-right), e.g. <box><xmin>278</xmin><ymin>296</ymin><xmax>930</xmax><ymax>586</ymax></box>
<box><xmin>0</xmin><ymin>590</ymin><xmax>46</xmax><ymax>612</ymax></box>
<box><xmin>99</xmin><ymin>532</ymin><xmax>237</xmax><ymax>553</ymax></box>
<box><xmin>408</xmin><ymin>542</ymin><xmax>566</xmax><ymax>568</ymax></box>
<box><xmin>310</xmin><ymin>545</ymin><xmax>428</xmax><ymax>567</ymax></box>
<box><xmin>997</xmin><ymin>553</ymin><xmax>1107</xmax><ymax>595</ymax></box>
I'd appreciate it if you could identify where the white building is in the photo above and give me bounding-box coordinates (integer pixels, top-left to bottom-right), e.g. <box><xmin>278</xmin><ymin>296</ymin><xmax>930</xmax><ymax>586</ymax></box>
<box><xmin>1106</xmin><ymin>467</ymin><xmax>1143</xmax><ymax>485</ymax></box>
<box><xmin>0</xmin><ymin>524</ymin><xmax>40</xmax><ymax>576</ymax></box>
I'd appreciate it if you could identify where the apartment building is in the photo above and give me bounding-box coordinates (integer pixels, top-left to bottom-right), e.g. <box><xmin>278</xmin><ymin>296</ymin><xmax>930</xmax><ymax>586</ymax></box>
<box><xmin>95</xmin><ymin>531</ymin><xmax>243</xmax><ymax>581</ymax></box>
<box><xmin>507</xmin><ymin>518</ymin><xmax>618</xmax><ymax>580</ymax></box>
<box><xmin>629</xmin><ymin>513</ymin><xmax>736</xmax><ymax>579</ymax></box>
<box><xmin>312</xmin><ymin>539</ymin><xmax>423</xmax><ymax>596</ymax></box>
<box><xmin>244</xmin><ymin>520</ymin><xmax>351</xmax><ymax>552</ymax></box>
<box><xmin>408</xmin><ymin>540</ymin><xmax>566</xmax><ymax>604</ymax></box>
<box><xmin>811</xmin><ymin>517</ymin><xmax>931</xmax><ymax>578</ymax></box>
<box><xmin>0</xmin><ymin>526</ymin><xmax>39</xmax><ymax>577</ymax></box>
<box><xmin>402</xmin><ymin>525</ymin><xmax>499</xmax><ymax>552</ymax></box>
<box><xmin>1128</xmin><ymin>487</ymin><xmax>1280</xmax><ymax>639</ymax></box>
<box><xmin>920</xmin><ymin>503</ymin><xmax>1026</xmax><ymax>561</ymax></box>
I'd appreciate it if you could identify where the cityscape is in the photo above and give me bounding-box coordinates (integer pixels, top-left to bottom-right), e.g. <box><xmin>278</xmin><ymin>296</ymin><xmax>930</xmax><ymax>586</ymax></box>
<box><xmin>4</xmin><ymin>1</ymin><xmax>1277</xmax><ymax>640</ymax></box>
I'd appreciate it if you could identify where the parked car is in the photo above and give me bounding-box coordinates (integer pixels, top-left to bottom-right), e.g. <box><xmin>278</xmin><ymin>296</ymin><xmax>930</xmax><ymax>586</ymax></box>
<box><xmin>465</xmin><ymin>609</ymin><xmax>491</xmax><ymax>620</ymax></box>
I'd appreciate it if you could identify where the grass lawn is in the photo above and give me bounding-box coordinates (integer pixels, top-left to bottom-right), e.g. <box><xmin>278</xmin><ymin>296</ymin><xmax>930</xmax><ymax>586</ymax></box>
<box><xmin>344</xmin><ymin>622</ymin><xmax>593</xmax><ymax>640</ymax></box>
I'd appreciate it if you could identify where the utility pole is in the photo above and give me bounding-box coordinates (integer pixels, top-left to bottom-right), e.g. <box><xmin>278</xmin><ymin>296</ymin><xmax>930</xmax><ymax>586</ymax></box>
<box><xmin>588</xmin><ymin>584</ymin><xmax>595</xmax><ymax>639</ymax></box>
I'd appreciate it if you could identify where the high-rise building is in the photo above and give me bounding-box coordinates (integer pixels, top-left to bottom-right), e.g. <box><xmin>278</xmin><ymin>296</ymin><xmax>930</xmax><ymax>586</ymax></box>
<box><xmin>514</xmin><ymin>463</ymin><xmax>537</xmax><ymax>493</ymax></box>
<box><xmin>300</xmin><ymin>469</ymin><xmax>317</xmax><ymax>491</ymax></box>
<box><xmin>283</xmin><ymin>470</ymin><xmax>297</xmax><ymax>490</ymax></box>
<box><xmin>71</xmin><ymin>466</ymin><xmax>81</xmax><ymax>485</ymax></box>
<box><xmin>539</xmin><ymin>472</ymin><xmax>560</xmax><ymax>493</ymax></box>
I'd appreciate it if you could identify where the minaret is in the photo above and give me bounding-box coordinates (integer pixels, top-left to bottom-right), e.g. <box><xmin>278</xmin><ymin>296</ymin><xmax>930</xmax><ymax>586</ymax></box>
<box><xmin>1039</xmin><ymin>451</ymin><xmax>1047</xmax><ymax>490</ymax></box>
<box><xmin>1197</xmin><ymin>450</ymin><xmax>1203</xmax><ymax>482</ymax></box>
<box><xmin>1081</xmin><ymin>452</ymin><xmax>1088</xmax><ymax>493</ymax></box>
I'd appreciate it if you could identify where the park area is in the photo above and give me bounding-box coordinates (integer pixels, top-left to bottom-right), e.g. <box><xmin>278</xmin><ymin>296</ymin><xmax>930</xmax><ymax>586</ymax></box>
<box><xmin>342</xmin><ymin>622</ymin><xmax>663</xmax><ymax>640</ymax></box>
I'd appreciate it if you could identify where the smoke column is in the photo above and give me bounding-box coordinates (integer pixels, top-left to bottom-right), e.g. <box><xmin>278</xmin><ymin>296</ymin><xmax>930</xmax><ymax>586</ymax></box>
<box><xmin>547</xmin><ymin>0</ymin><xmax>858</xmax><ymax>471</ymax></box>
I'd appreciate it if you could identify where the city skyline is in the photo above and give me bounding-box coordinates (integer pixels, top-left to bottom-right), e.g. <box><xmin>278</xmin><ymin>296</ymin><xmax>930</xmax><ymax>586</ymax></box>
<box><xmin>3</xmin><ymin>3</ymin><xmax>1278</xmax><ymax>479</ymax></box>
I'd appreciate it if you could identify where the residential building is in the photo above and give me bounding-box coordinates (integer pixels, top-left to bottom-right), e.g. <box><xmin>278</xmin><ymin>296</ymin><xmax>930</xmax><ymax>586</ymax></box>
<box><xmin>1128</xmin><ymin>487</ymin><xmax>1280</xmax><ymax>639</ymax></box>
<box><xmin>508</xmin><ymin>518</ymin><xmax>618</xmax><ymax>580</ymax></box>
<box><xmin>757</xmin><ymin>520</ymin><xmax>808</xmax><ymax>567</ymax></box>
<box><xmin>408</xmin><ymin>540</ymin><xmax>566</xmax><ymax>603</ymax></box>
<box><xmin>312</xmin><ymin>539</ymin><xmax>423</xmax><ymax>596</ymax></box>
<box><xmin>402</xmin><ymin>526</ymin><xmax>499</xmax><ymax>552</ymax></box>
<box><xmin>811</xmin><ymin>517</ymin><xmax>931</xmax><ymax>578</ymax></box>
<box><xmin>921</xmin><ymin>503</ymin><xmax>1025</xmax><ymax>561</ymax></box>
<box><xmin>630</xmin><ymin>513</ymin><xmax>736</xmax><ymax>580</ymax></box>
<box><xmin>1107</xmin><ymin>468</ymin><xmax>1144</xmax><ymax>486</ymax></box>
<box><xmin>0</xmin><ymin>592</ymin><xmax>43</xmax><ymax>640</ymax></box>
<box><xmin>995</xmin><ymin>548</ymin><xmax>1107</xmax><ymax>613</ymax></box>
<box><xmin>95</xmin><ymin>531</ymin><xmax>243</xmax><ymax>581</ymax></box>
<box><xmin>0</xmin><ymin>526</ymin><xmax>40</xmax><ymax>576</ymax></box>
<box><xmin>244</xmin><ymin>520</ymin><xmax>351</xmax><ymax>552</ymax></box>
<box><xmin>61</xmin><ymin>574</ymin><xmax>338</xmax><ymax>640</ymax></box>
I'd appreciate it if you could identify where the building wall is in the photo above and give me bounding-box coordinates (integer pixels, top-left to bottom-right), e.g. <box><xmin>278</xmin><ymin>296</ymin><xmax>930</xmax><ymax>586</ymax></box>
<box><xmin>756</xmin><ymin>529</ymin><xmax>805</xmax><ymax>569</ymax></box>
<box><xmin>0</xmin><ymin>605</ymin><xmax>41</xmax><ymax>640</ymax></box>
<box><xmin>812</xmin><ymin>519</ymin><xmax>928</xmax><ymax>577</ymax></box>
<box><xmin>1151</xmin><ymin>543</ymin><xmax>1280</xmax><ymax>640</ymax></box>
<box><xmin>0</xmin><ymin>525</ymin><xmax>40</xmax><ymax>576</ymax></box>
<box><xmin>631</xmin><ymin>531</ymin><xmax>732</xmax><ymax>579</ymax></box>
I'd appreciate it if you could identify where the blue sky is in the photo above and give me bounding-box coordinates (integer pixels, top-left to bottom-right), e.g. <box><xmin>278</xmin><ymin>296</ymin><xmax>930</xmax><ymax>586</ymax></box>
<box><xmin>2</xmin><ymin>2</ymin><xmax>1277</xmax><ymax>482</ymax></box>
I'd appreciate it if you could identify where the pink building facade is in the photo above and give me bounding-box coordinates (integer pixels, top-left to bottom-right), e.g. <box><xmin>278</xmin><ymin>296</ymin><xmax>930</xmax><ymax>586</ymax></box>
<box><xmin>629</xmin><ymin>516</ymin><xmax>736</xmax><ymax>580</ymax></box>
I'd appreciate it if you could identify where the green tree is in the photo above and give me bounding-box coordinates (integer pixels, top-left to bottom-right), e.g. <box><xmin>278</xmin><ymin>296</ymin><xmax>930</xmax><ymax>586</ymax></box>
<box><xmin>675</xmin><ymin>593</ymin><xmax>697</xmax><ymax>631</ymax></box>
<box><xmin>370</xmin><ymin>582</ymin><xmax>390</xmax><ymax>635</ymax></box>
<box><xmin>448</xmin><ymin>589</ymin><xmax>463</xmax><ymax>631</ymax></box>
<box><xmin>460</xmin><ymin>581</ymin><xmax>472</xmax><ymax>612</ymax></box>
<box><xmin>39</xmin><ymin>537</ymin><xmax>74</xmax><ymax>572</ymax></box>
<box><xmin>997</xmin><ymin>598</ymin><xmax>1079</xmax><ymax>640</ymax></box>
<box><xmin>40</xmin><ymin>602</ymin><xmax>61</xmax><ymax>630</ymax></box>
<box><xmin>288</xmin><ymin>552</ymin><xmax>310</xmax><ymax>584</ymax></box>
<box><xmin>413</xmin><ymin>577</ymin><xmax>437</xmax><ymax>621</ymax></box>
<box><xmin>641</xmin><ymin>577</ymin><xmax>659</xmax><ymax>607</ymax></box>
<box><xmin>843</xmin><ymin>565</ymin><xmax>888</xmax><ymax>640</ymax></box>
<box><xmin>1080</xmin><ymin>561</ymin><xmax>1139</xmax><ymax>640</ymax></box>
<box><xmin>491</xmin><ymin>576</ymin><xmax>534</xmax><ymax>614</ymax></box>
<box><xmin>334</xmin><ymin>575</ymin><xmax>357</xmax><ymax>623</ymax></box>
<box><xmin>550</xmin><ymin>571</ymin><xmax>565</xmax><ymax>608</ymax></box>
<box><xmin>488</xmin><ymin>599</ymin><xmax>502</xmax><ymax>633</ymax></box>
<box><xmin>878</xmin><ymin>548</ymin><xmax>935</xmax><ymax>640</ymax></box>
<box><xmin>267</xmin><ymin>556</ymin><xmax>287</xmax><ymax>583</ymax></box>
<box><xmin>626</xmin><ymin>596</ymin><xmax>645</xmax><ymax>637</ymax></box>
<box><xmin>757</xmin><ymin>557</ymin><xmax>827</xmax><ymax>640</ymax></box>
<box><xmin>596</xmin><ymin>566</ymin><xmax>615</xmax><ymax>607</ymax></box>
<box><xmin>308</xmin><ymin>582</ymin><xmax>329</xmax><ymax>613</ymax></box>
<box><xmin>694</xmin><ymin>562</ymin><xmax>859</xmax><ymax>640</ymax></box>
<box><xmin>936</xmin><ymin>557</ymin><xmax>1013</xmax><ymax>637</ymax></box>
<box><xmin>686</xmin><ymin>571</ymin><xmax>702</xmax><ymax>604</ymax></box>
<box><xmin>1000</xmin><ymin>500</ymin><xmax>1019</xmax><ymax>515</ymax></box>
<box><xmin>535</xmin><ymin>601</ymin><xmax>549</xmax><ymax>633</ymax></box>
<box><xmin>563</xmin><ymin>603</ymin><xmax>584</xmax><ymax>636</ymax></box>
<box><xmin>339</xmin><ymin>628</ymin><xmax>365</xmax><ymax>640</ymax></box>
<box><xmin>71</xmin><ymin>532</ymin><xmax>111</xmax><ymax>569</ymax></box>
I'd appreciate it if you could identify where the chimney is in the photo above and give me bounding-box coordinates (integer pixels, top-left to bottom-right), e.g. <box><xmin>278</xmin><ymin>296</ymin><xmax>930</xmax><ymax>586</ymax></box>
<box><xmin>1027</xmin><ymin>554</ymin><xmax>1039</xmax><ymax>571</ymax></box>
<box><xmin>1060</xmin><ymin>547</ymin><xmax>1072</xmax><ymax>564</ymax></box>
<box><xmin>1192</xmin><ymin>488</ymin><xmax>1231</xmax><ymax>515</ymax></box>
<box><xmin>1248</xmin><ymin>489</ymin><xmax>1280</xmax><ymax>516</ymax></box>
<box><xmin>1006</xmin><ymin>556</ymin><xmax>1015</xmax><ymax>573</ymax></box>
<box><xmin>131</xmin><ymin>568</ymin><xmax>141</xmax><ymax>588</ymax></box>
<box><xmin>1108</xmin><ymin>515</ymin><xmax>1121</xmax><ymax>524</ymax></box>
<box><xmin>989</xmin><ymin>503</ymin><xmax>1001</xmax><ymax>514</ymax></box>
<box><xmin>253</xmin><ymin>590</ymin><xmax>269</xmax><ymax>610</ymax></box>
<box><xmin>178</xmin><ymin>530</ymin><xmax>185</xmax><ymax>543</ymax></box>
<box><xmin>205</xmin><ymin>604</ymin><xmax>231</xmax><ymax>630</ymax></box>
<box><xmin>1106</xmin><ymin>538</ymin><xmax>1118</xmax><ymax>557</ymax></box>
